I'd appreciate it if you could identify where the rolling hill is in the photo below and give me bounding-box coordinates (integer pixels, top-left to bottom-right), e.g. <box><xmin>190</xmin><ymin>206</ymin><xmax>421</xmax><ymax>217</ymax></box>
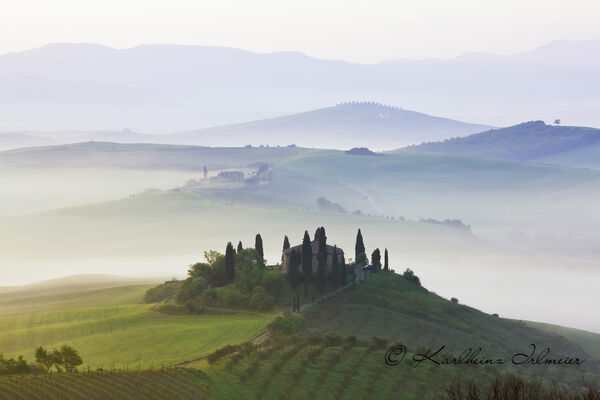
<box><xmin>3</xmin><ymin>142</ymin><xmax>600</xmax><ymax>333</ymax></box>
<box><xmin>0</xmin><ymin>102</ymin><xmax>490</xmax><ymax>151</ymax></box>
<box><xmin>0</xmin><ymin>281</ymin><xmax>274</xmax><ymax>369</ymax></box>
<box><xmin>171</xmin><ymin>102</ymin><xmax>491</xmax><ymax>150</ymax></box>
<box><xmin>396</xmin><ymin>121</ymin><xmax>600</xmax><ymax>166</ymax></box>
<box><xmin>198</xmin><ymin>272</ymin><xmax>599</xmax><ymax>399</ymax></box>
<box><xmin>1</xmin><ymin>40</ymin><xmax>600</xmax><ymax>131</ymax></box>
<box><xmin>0</xmin><ymin>272</ymin><xmax>598</xmax><ymax>399</ymax></box>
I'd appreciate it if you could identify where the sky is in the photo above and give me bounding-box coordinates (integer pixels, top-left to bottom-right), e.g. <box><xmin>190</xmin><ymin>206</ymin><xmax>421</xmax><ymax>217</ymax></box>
<box><xmin>1</xmin><ymin>0</ymin><xmax>600</xmax><ymax>63</ymax></box>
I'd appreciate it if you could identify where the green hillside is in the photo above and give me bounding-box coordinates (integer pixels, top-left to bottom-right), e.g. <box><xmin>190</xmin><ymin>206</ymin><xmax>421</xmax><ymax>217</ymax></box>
<box><xmin>0</xmin><ymin>283</ymin><xmax>275</xmax><ymax>369</ymax></box>
<box><xmin>396</xmin><ymin>121</ymin><xmax>600</xmax><ymax>162</ymax></box>
<box><xmin>194</xmin><ymin>272</ymin><xmax>598</xmax><ymax>399</ymax></box>
<box><xmin>0</xmin><ymin>190</ymin><xmax>479</xmax><ymax>265</ymax></box>
<box><xmin>302</xmin><ymin>273</ymin><xmax>592</xmax><ymax>362</ymax></box>
<box><xmin>0</xmin><ymin>142</ymin><xmax>305</xmax><ymax>170</ymax></box>
<box><xmin>0</xmin><ymin>272</ymin><xmax>597</xmax><ymax>399</ymax></box>
<box><xmin>0</xmin><ymin>369</ymin><xmax>208</xmax><ymax>400</ymax></box>
<box><xmin>524</xmin><ymin>321</ymin><xmax>600</xmax><ymax>360</ymax></box>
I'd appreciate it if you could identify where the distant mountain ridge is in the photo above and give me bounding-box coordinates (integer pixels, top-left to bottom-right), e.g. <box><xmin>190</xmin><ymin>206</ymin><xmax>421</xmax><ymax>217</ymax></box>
<box><xmin>0</xmin><ymin>40</ymin><xmax>599</xmax><ymax>131</ymax></box>
<box><xmin>172</xmin><ymin>102</ymin><xmax>491</xmax><ymax>149</ymax></box>
<box><xmin>396</xmin><ymin>121</ymin><xmax>600</xmax><ymax>165</ymax></box>
<box><xmin>0</xmin><ymin>103</ymin><xmax>491</xmax><ymax>150</ymax></box>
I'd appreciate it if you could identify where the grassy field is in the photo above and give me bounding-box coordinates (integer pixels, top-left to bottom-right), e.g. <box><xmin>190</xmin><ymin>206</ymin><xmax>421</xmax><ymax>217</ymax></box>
<box><xmin>191</xmin><ymin>272</ymin><xmax>600</xmax><ymax>399</ymax></box>
<box><xmin>524</xmin><ymin>320</ymin><xmax>600</xmax><ymax>360</ymax></box>
<box><xmin>0</xmin><ymin>369</ymin><xmax>209</xmax><ymax>400</ymax></box>
<box><xmin>0</xmin><ymin>282</ymin><xmax>275</xmax><ymax>369</ymax></box>
<box><xmin>302</xmin><ymin>273</ymin><xmax>595</xmax><ymax>364</ymax></box>
<box><xmin>201</xmin><ymin>337</ymin><xmax>486</xmax><ymax>400</ymax></box>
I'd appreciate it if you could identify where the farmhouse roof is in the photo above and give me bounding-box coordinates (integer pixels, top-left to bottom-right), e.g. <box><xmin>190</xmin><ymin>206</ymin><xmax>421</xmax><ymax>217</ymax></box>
<box><xmin>283</xmin><ymin>240</ymin><xmax>344</xmax><ymax>255</ymax></box>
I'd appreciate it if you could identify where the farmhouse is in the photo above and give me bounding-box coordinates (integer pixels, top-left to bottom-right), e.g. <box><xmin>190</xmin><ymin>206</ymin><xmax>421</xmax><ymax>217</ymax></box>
<box><xmin>210</xmin><ymin>170</ymin><xmax>244</xmax><ymax>183</ymax></box>
<box><xmin>281</xmin><ymin>240</ymin><xmax>344</xmax><ymax>273</ymax></box>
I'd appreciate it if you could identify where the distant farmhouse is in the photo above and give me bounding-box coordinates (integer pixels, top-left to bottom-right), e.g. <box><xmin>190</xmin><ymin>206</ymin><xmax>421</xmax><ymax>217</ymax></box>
<box><xmin>282</xmin><ymin>240</ymin><xmax>344</xmax><ymax>273</ymax></box>
<box><xmin>210</xmin><ymin>170</ymin><xmax>245</xmax><ymax>183</ymax></box>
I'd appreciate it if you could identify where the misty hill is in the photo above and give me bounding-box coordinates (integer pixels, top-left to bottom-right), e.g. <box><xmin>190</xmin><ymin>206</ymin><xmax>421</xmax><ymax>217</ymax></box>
<box><xmin>0</xmin><ymin>133</ymin><xmax>54</xmax><ymax>150</ymax></box>
<box><xmin>0</xmin><ymin>141</ymin><xmax>303</xmax><ymax>169</ymax></box>
<box><xmin>172</xmin><ymin>102</ymin><xmax>491</xmax><ymax>149</ymax></box>
<box><xmin>0</xmin><ymin>103</ymin><xmax>490</xmax><ymax>151</ymax></box>
<box><xmin>1</xmin><ymin>40</ymin><xmax>599</xmax><ymax>131</ymax></box>
<box><xmin>0</xmin><ymin>274</ymin><xmax>160</xmax><ymax>300</ymax></box>
<box><xmin>397</xmin><ymin>121</ymin><xmax>600</xmax><ymax>165</ymax></box>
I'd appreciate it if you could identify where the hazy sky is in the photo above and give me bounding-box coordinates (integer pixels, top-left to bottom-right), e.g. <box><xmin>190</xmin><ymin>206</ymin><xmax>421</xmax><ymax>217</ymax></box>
<box><xmin>1</xmin><ymin>0</ymin><xmax>600</xmax><ymax>63</ymax></box>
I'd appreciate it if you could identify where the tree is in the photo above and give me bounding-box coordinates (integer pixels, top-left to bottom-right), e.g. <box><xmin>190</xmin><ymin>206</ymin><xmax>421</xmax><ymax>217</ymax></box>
<box><xmin>282</xmin><ymin>235</ymin><xmax>290</xmax><ymax>266</ymax></box>
<box><xmin>255</xmin><ymin>234</ymin><xmax>264</xmax><ymax>260</ymax></box>
<box><xmin>225</xmin><ymin>242</ymin><xmax>235</xmax><ymax>284</ymax></box>
<box><xmin>60</xmin><ymin>345</ymin><xmax>83</xmax><ymax>372</ymax></box>
<box><xmin>554</xmin><ymin>119</ymin><xmax>561</xmax><ymax>126</ymax></box>
<box><xmin>50</xmin><ymin>349</ymin><xmax>64</xmax><ymax>372</ymax></box>
<box><xmin>384</xmin><ymin>248</ymin><xmax>389</xmax><ymax>271</ymax></box>
<box><xmin>371</xmin><ymin>248</ymin><xmax>382</xmax><ymax>271</ymax></box>
<box><xmin>283</xmin><ymin>235</ymin><xmax>290</xmax><ymax>250</ymax></box>
<box><xmin>237</xmin><ymin>241</ymin><xmax>243</xmax><ymax>253</ymax></box>
<box><xmin>340</xmin><ymin>257</ymin><xmax>347</xmax><ymax>286</ymax></box>
<box><xmin>203</xmin><ymin>165</ymin><xmax>208</xmax><ymax>179</ymax></box>
<box><xmin>330</xmin><ymin>245</ymin><xmax>339</xmax><ymax>287</ymax></box>
<box><xmin>355</xmin><ymin>229</ymin><xmax>367</xmax><ymax>266</ymax></box>
<box><xmin>314</xmin><ymin>227</ymin><xmax>322</xmax><ymax>241</ymax></box>
<box><xmin>316</xmin><ymin>227</ymin><xmax>327</xmax><ymax>296</ymax></box>
<box><xmin>301</xmin><ymin>231</ymin><xmax>312</xmax><ymax>300</ymax></box>
<box><xmin>402</xmin><ymin>268</ymin><xmax>421</xmax><ymax>285</ymax></box>
<box><xmin>287</xmin><ymin>249</ymin><xmax>301</xmax><ymax>312</ymax></box>
<box><xmin>34</xmin><ymin>347</ymin><xmax>54</xmax><ymax>372</ymax></box>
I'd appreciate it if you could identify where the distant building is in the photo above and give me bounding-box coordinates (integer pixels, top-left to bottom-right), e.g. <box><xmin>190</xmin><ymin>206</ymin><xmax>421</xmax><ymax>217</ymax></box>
<box><xmin>210</xmin><ymin>170</ymin><xmax>244</xmax><ymax>183</ymax></box>
<box><xmin>282</xmin><ymin>240</ymin><xmax>344</xmax><ymax>273</ymax></box>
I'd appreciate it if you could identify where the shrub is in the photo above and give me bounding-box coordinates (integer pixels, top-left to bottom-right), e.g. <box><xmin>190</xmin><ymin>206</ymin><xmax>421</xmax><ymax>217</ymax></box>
<box><xmin>402</xmin><ymin>268</ymin><xmax>421</xmax><ymax>285</ymax></box>
<box><xmin>267</xmin><ymin>314</ymin><xmax>305</xmax><ymax>336</ymax></box>
<box><xmin>207</xmin><ymin>344</ymin><xmax>239</xmax><ymax>364</ymax></box>
<box><xmin>249</xmin><ymin>287</ymin><xmax>275</xmax><ymax>311</ymax></box>
<box><xmin>218</xmin><ymin>286</ymin><xmax>249</xmax><ymax>307</ymax></box>
<box><xmin>175</xmin><ymin>278</ymin><xmax>207</xmax><ymax>304</ymax></box>
<box><xmin>144</xmin><ymin>280</ymin><xmax>183</xmax><ymax>303</ymax></box>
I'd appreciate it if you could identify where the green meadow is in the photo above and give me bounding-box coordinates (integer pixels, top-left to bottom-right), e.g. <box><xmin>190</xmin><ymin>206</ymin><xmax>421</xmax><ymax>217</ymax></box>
<box><xmin>0</xmin><ymin>282</ymin><xmax>275</xmax><ymax>369</ymax></box>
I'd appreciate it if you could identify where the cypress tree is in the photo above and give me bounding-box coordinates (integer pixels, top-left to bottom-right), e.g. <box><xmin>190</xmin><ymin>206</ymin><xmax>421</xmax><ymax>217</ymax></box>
<box><xmin>282</xmin><ymin>235</ymin><xmax>291</xmax><ymax>267</ymax></box>
<box><xmin>288</xmin><ymin>249</ymin><xmax>300</xmax><ymax>312</ymax></box>
<box><xmin>237</xmin><ymin>241</ymin><xmax>243</xmax><ymax>253</ymax></box>
<box><xmin>331</xmin><ymin>245</ymin><xmax>339</xmax><ymax>287</ymax></box>
<box><xmin>255</xmin><ymin>234</ymin><xmax>264</xmax><ymax>260</ymax></box>
<box><xmin>203</xmin><ymin>165</ymin><xmax>208</xmax><ymax>179</ymax></box>
<box><xmin>317</xmin><ymin>227</ymin><xmax>327</xmax><ymax>296</ymax></box>
<box><xmin>301</xmin><ymin>231</ymin><xmax>312</xmax><ymax>300</ymax></box>
<box><xmin>283</xmin><ymin>235</ymin><xmax>290</xmax><ymax>250</ymax></box>
<box><xmin>355</xmin><ymin>229</ymin><xmax>366</xmax><ymax>266</ymax></box>
<box><xmin>340</xmin><ymin>256</ymin><xmax>347</xmax><ymax>286</ymax></box>
<box><xmin>225</xmin><ymin>242</ymin><xmax>235</xmax><ymax>283</ymax></box>
<box><xmin>371</xmin><ymin>248</ymin><xmax>382</xmax><ymax>272</ymax></box>
<box><xmin>384</xmin><ymin>248</ymin><xmax>389</xmax><ymax>271</ymax></box>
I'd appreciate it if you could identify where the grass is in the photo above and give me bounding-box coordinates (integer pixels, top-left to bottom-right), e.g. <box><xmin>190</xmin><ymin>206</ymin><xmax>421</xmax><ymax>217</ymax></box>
<box><xmin>302</xmin><ymin>273</ymin><xmax>594</xmax><ymax>363</ymax></box>
<box><xmin>200</xmin><ymin>335</ymin><xmax>492</xmax><ymax>400</ymax></box>
<box><xmin>0</xmin><ymin>369</ymin><xmax>209</xmax><ymax>400</ymax></box>
<box><xmin>0</xmin><ymin>283</ymin><xmax>276</xmax><ymax>369</ymax></box>
<box><xmin>523</xmin><ymin>321</ymin><xmax>600</xmax><ymax>360</ymax></box>
<box><xmin>189</xmin><ymin>272</ymin><xmax>600</xmax><ymax>399</ymax></box>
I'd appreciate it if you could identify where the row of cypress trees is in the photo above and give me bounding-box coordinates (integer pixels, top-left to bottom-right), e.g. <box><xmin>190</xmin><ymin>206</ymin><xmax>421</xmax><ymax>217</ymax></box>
<box><xmin>223</xmin><ymin>234</ymin><xmax>265</xmax><ymax>285</ymax></box>
<box><xmin>286</xmin><ymin>227</ymin><xmax>351</xmax><ymax>312</ymax></box>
